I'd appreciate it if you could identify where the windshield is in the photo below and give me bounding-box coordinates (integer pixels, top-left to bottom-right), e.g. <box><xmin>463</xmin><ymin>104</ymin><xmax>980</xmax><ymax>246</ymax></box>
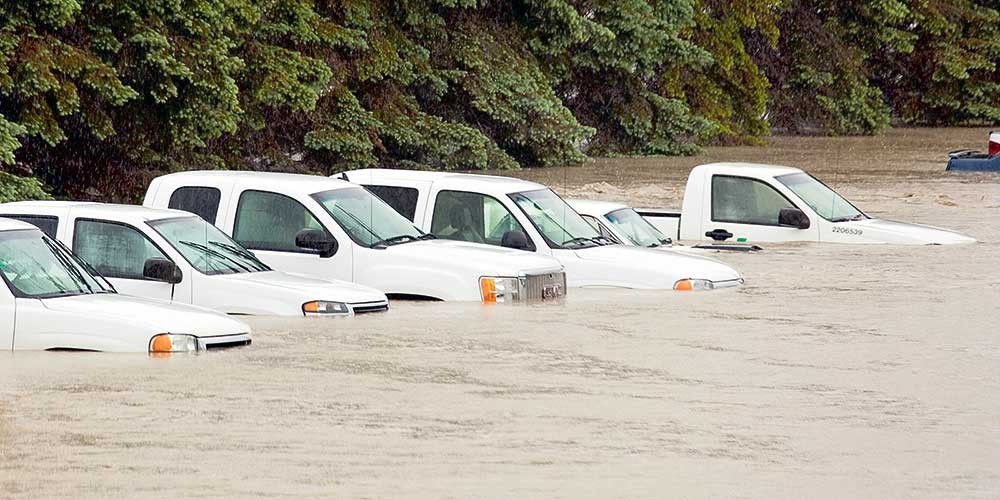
<box><xmin>776</xmin><ymin>173</ymin><xmax>867</xmax><ymax>222</ymax></box>
<box><xmin>149</xmin><ymin>217</ymin><xmax>271</xmax><ymax>275</ymax></box>
<box><xmin>0</xmin><ymin>229</ymin><xmax>114</xmax><ymax>298</ymax></box>
<box><xmin>312</xmin><ymin>187</ymin><xmax>425</xmax><ymax>247</ymax></box>
<box><xmin>605</xmin><ymin>208</ymin><xmax>671</xmax><ymax>247</ymax></box>
<box><xmin>510</xmin><ymin>189</ymin><xmax>604</xmax><ymax>249</ymax></box>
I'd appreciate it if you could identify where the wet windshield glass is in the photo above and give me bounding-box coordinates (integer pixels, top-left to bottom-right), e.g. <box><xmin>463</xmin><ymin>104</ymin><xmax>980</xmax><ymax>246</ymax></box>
<box><xmin>0</xmin><ymin>229</ymin><xmax>114</xmax><ymax>298</ymax></box>
<box><xmin>510</xmin><ymin>189</ymin><xmax>603</xmax><ymax>248</ymax></box>
<box><xmin>150</xmin><ymin>217</ymin><xmax>271</xmax><ymax>275</ymax></box>
<box><xmin>312</xmin><ymin>187</ymin><xmax>424</xmax><ymax>247</ymax></box>
<box><xmin>605</xmin><ymin>208</ymin><xmax>671</xmax><ymax>247</ymax></box>
<box><xmin>776</xmin><ymin>173</ymin><xmax>866</xmax><ymax>222</ymax></box>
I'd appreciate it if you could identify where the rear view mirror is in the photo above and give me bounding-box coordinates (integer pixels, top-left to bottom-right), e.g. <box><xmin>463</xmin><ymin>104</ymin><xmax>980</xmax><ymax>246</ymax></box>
<box><xmin>778</xmin><ymin>208</ymin><xmax>810</xmax><ymax>229</ymax></box>
<box><xmin>295</xmin><ymin>229</ymin><xmax>338</xmax><ymax>258</ymax></box>
<box><xmin>143</xmin><ymin>258</ymin><xmax>183</xmax><ymax>284</ymax></box>
<box><xmin>501</xmin><ymin>230</ymin><xmax>531</xmax><ymax>251</ymax></box>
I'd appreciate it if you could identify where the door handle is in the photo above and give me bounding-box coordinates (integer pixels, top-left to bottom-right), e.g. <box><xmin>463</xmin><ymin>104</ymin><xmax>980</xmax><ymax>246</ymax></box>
<box><xmin>705</xmin><ymin>228</ymin><xmax>734</xmax><ymax>241</ymax></box>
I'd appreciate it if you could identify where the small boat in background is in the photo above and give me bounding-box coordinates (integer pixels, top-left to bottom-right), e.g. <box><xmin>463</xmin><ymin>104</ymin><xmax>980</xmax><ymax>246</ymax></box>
<box><xmin>946</xmin><ymin>131</ymin><xmax>1000</xmax><ymax>172</ymax></box>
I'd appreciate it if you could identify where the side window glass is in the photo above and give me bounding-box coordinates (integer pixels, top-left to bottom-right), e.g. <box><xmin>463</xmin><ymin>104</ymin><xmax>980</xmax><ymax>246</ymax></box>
<box><xmin>234</xmin><ymin>191</ymin><xmax>324</xmax><ymax>253</ymax></box>
<box><xmin>365</xmin><ymin>185</ymin><xmax>419</xmax><ymax>221</ymax></box>
<box><xmin>168</xmin><ymin>186</ymin><xmax>222</xmax><ymax>224</ymax></box>
<box><xmin>712</xmin><ymin>176</ymin><xmax>794</xmax><ymax>226</ymax></box>
<box><xmin>73</xmin><ymin>220</ymin><xmax>168</xmax><ymax>280</ymax></box>
<box><xmin>581</xmin><ymin>215</ymin><xmax>619</xmax><ymax>243</ymax></box>
<box><xmin>431</xmin><ymin>191</ymin><xmax>530</xmax><ymax>248</ymax></box>
<box><xmin>1</xmin><ymin>215</ymin><xmax>58</xmax><ymax>239</ymax></box>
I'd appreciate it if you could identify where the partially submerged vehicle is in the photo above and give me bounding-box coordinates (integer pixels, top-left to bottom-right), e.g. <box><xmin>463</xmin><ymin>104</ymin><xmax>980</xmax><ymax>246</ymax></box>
<box><xmin>338</xmin><ymin>169</ymin><xmax>744</xmax><ymax>291</ymax></box>
<box><xmin>570</xmin><ymin>199</ymin><xmax>761</xmax><ymax>253</ymax></box>
<box><xmin>633</xmin><ymin>163</ymin><xmax>975</xmax><ymax>245</ymax></box>
<box><xmin>946</xmin><ymin>131</ymin><xmax>1000</xmax><ymax>172</ymax></box>
<box><xmin>0</xmin><ymin>218</ymin><xmax>251</xmax><ymax>352</ymax></box>
<box><xmin>0</xmin><ymin>201</ymin><xmax>389</xmax><ymax>316</ymax></box>
<box><xmin>144</xmin><ymin>171</ymin><xmax>567</xmax><ymax>303</ymax></box>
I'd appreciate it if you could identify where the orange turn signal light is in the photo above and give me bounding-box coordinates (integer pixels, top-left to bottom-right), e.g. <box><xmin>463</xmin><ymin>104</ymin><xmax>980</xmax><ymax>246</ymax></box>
<box><xmin>480</xmin><ymin>278</ymin><xmax>497</xmax><ymax>303</ymax></box>
<box><xmin>674</xmin><ymin>279</ymin><xmax>694</xmax><ymax>291</ymax></box>
<box><xmin>151</xmin><ymin>334</ymin><xmax>173</xmax><ymax>352</ymax></box>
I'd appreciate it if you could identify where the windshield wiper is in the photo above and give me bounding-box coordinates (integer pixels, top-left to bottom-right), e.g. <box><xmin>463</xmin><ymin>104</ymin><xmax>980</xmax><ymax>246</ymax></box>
<box><xmin>418</xmin><ymin>233</ymin><xmax>437</xmax><ymax>240</ymax></box>
<box><xmin>43</xmin><ymin>238</ymin><xmax>93</xmax><ymax>295</ymax></box>
<box><xmin>209</xmin><ymin>241</ymin><xmax>269</xmax><ymax>271</ymax></box>
<box><xmin>561</xmin><ymin>236</ymin><xmax>599</xmax><ymax>248</ymax></box>
<box><xmin>372</xmin><ymin>234</ymin><xmax>419</xmax><ymax>248</ymax></box>
<box><xmin>179</xmin><ymin>240</ymin><xmax>251</xmax><ymax>273</ymax></box>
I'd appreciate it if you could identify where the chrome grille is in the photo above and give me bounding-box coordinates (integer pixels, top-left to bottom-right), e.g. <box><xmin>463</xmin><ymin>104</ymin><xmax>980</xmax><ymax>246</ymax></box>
<box><xmin>350</xmin><ymin>301</ymin><xmax>390</xmax><ymax>314</ymax></box>
<box><xmin>522</xmin><ymin>271</ymin><xmax>567</xmax><ymax>301</ymax></box>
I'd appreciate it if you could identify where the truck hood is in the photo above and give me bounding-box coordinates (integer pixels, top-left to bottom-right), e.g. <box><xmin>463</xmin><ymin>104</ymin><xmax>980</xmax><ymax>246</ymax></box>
<box><xmin>212</xmin><ymin>271</ymin><xmax>387</xmax><ymax>306</ymax></box>
<box><xmin>40</xmin><ymin>293</ymin><xmax>250</xmax><ymax>337</ymax></box>
<box><xmin>386</xmin><ymin>239</ymin><xmax>564</xmax><ymax>275</ymax></box>
<box><xmin>566</xmin><ymin>245</ymin><xmax>743</xmax><ymax>289</ymax></box>
<box><xmin>835</xmin><ymin>219</ymin><xmax>976</xmax><ymax>245</ymax></box>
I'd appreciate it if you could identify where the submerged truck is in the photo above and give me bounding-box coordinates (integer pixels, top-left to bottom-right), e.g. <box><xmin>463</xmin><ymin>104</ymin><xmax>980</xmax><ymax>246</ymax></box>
<box><xmin>338</xmin><ymin>169</ymin><xmax>744</xmax><ymax>291</ymax></box>
<box><xmin>632</xmin><ymin>163</ymin><xmax>975</xmax><ymax>245</ymax></box>
<box><xmin>144</xmin><ymin>171</ymin><xmax>567</xmax><ymax>303</ymax></box>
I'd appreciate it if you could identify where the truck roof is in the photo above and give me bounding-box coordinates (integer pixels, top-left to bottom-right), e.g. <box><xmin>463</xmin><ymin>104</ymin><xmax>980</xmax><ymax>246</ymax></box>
<box><xmin>693</xmin><ymin>162</ymin><xmax>804</xmax><ymax>177</ymax></box>
<box><xmin>154</xmin><ymin>170</ymin><xmax>354</xmax><ymax>196</ymax></box>
<box><xmin>0</xmin><ymin>200</ymin><xmax>195</xmax><ymax>224</ymax></box>
<box><xmin>567</xmin><ymin>199</ymin><xmax>629</xmax><ymax>217</ymax></box>
<box><xmin>340</xmin><ymin>169</ymin><xmax>547</xmax><ymax>195</ymax></box>
<box><xmin>0</xmin><ymin>217</ymin><xmax>40</xmax><ymax>232</ymax></box>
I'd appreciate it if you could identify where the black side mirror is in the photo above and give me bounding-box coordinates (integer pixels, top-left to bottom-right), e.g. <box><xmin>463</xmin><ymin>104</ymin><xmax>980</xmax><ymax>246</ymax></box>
<box><xmin>501</xmin><ymin>230</ymin><xmax>532</xmax><ymax>251</ymax></box>
<box><xmin>779</xmin><ymin>208</ymin><xmax>811</xmax><ymax>229</ymax></box>
<box><xmin>295</xmin><ymin>228</ymin><xmax>338</xmax><ymax>258</ymax></box>
<box><xmin>143</xmin><ymin>258</ymin><xmax>183</xmax><ymax>284</ymax></box>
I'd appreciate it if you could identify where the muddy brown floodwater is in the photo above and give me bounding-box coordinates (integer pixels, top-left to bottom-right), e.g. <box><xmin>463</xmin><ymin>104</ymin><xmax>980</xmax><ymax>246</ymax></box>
<box><xmin>2</xmin><ymin>128</ymin><xmax>999</xmax><ymax>499</ymax></box>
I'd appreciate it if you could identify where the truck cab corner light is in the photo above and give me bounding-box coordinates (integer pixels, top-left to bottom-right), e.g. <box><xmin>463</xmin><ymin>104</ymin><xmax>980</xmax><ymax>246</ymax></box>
<box><xmin>674</xmin><ymin>279</ymin><xmax>714</xmax><ymax>291</ymax></box>
<box><xmin>480</xmin><ymin>278</ymin><xmax>497</xmax><ymax>303</ymax></box>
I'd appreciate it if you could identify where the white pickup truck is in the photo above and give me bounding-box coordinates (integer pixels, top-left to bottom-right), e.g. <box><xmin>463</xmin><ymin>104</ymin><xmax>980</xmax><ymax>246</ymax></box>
<box><xmin>143</xmin><ymin>171</ymin><xmax>567</xmax><ymax>303</ymax></box>
<box><xmin>628</xmin><ymin>163</ymin><xmax>975</xmax><ymax>245</ymax></box>
<box><xmin>0</xmin><ymin>218</ymin><xmax>251</xmax><ymax>352</ymax></box>
<box><xmin>0</xmin><ymin>201</ymin><xmax>390</xmax><ymax>316</ymax></box>
<box><xmin>338</xmin><ymin>169</ymin><xmax>744</xmax><ymax>291</ymax></box>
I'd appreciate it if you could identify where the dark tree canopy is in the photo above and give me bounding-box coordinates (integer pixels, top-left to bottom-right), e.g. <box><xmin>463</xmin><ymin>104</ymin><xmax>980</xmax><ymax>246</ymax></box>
<box><xmin>1</xmin><ymin>0</ymin><xmax>997</xmax><ymax>202</ymax></box>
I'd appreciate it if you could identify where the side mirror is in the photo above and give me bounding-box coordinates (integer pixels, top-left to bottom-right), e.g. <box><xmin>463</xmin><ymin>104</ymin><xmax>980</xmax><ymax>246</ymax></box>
<box><xmin>295</xmin><ymin>228</ymin><xmax>338</xmax><ymax>258</ymax></box>
<box><xmin>501</xmin><ymin>230</ymin><xmax>531</xmax><ymax>251</ymax></box>
<box><xmin>143</xmin><ymin>258</ymin><xmax>183</xmax><ymax>284</ymax></box>
<box><xmin>778</xmin><ymin>208</ymin><xmax>811</xmax><ymax>229</ymax></box>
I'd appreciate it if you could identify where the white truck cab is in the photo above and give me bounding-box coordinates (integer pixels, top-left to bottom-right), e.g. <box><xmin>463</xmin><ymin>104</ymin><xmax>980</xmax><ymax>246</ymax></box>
<box><xmin>0</xmin><ymin>218</ymin><xmax>251</xmax><ymax>352</ymax></box>
<box><xmin>632</xmin><ymin>163</ymin><xmax>975</xmax><ymax>245</ymax></box>
<box><xmin>143</xmin><ymin>171</ymin><xmax>567</xmax><ymax>303</ymax></box>
<box><xmin>0</xmin><ymin>201</ymin><xmax>389</xmax><ymax>316</ymax></box>
<box><xmin>339</xmin><ymin>169</ymin><xmax>744</xmax><ymax>291</ymax></box>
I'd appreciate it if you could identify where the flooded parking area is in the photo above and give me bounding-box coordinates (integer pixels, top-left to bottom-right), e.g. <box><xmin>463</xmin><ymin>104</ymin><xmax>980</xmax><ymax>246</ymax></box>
<box><xmin>2</xmin><ymin>128</ymin><xmax>999</xmax><ymax>498</ymax></box>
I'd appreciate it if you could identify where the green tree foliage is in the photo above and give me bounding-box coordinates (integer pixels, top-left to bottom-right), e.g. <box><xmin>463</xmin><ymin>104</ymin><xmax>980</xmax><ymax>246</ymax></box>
<box><xmin>0</xmin><ymin>172</ymin><xmax>51</xmax><ymax>203</ymax></box>
<box><xmin>0</xmin><ymin>0</ymin><xmax>997</xmax><ymax>201</ymax></box>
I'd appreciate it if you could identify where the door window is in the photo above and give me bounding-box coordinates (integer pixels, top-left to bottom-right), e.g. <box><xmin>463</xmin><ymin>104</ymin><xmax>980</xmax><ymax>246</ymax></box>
<box><xmin>0</xmin><ymin>215</ymin><xmax>58</xmax><ymax>239</ymax></box>
<box><xmin>168</xmin><ymin>186</ymin><xmax>222</xmax><ymax>224</ymax></box>
<box><xmin>234</xmin><ymin>190</ymin><xmax>325</xmax><ymax>253</ymax></box>
<box><xmin>711</xmin><ymin>176</ymin><xmax>795</xmax><ymax>226</ymax></box>
<box><xmin>73</xmin><ymin>220</ymin><xmax>170</xmax><ymax>280</ymax></box>
<box><xmin>431</xmin><ymin>190</ymin><xmax>533</xmax><ymax>249</ymax></box>
<box><xmin>365</xmin><ymin>185</ymin><xmax>419</xmax><ymax>221</ymax></box>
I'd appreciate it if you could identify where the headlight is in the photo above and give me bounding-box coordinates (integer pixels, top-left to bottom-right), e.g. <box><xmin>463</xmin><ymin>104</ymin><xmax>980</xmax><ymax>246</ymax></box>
<box><xmin>673</xmin><ymin>278</ymin><xmax>715</xmax><ymax>291</ymax></box>
<box><xmin>480</xmin><ymin>277</ymin><xmax>522</xmax><ymax>303</ymax></box>
<box><xmin>149</xmin><ymin>333</ymin><xmax>202</xmax><ymax>353</ymax></box>
<box><xmin>302</xmin><ymin>301</ymin><xmax>352</xmax><ymax>316</ymax></box>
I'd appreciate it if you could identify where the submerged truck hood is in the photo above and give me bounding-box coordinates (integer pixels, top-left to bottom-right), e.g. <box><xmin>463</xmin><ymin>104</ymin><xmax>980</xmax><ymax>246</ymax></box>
<box><xmin>563</xmin><ymin>244</ymin><xmax>743</xmax><ymax>289</ymax></box>
<box><xmin>213</xmin><ymin>271</ymin><xmax>387</xmax><ymax>308</ymax></box>
<box><xmin>39</xmin><ymin>293</ymin><xmax>250</xmax><ymax>337</ymax></box>
<box><xmin>831</xmin><ymin>219</ymin><xmax>976</xmax><ymax>245</ymax></box>
<box><xmin>385</xmin><ymin>239</ymin><xmax>564</xmax><ymax>275</ymax></box>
